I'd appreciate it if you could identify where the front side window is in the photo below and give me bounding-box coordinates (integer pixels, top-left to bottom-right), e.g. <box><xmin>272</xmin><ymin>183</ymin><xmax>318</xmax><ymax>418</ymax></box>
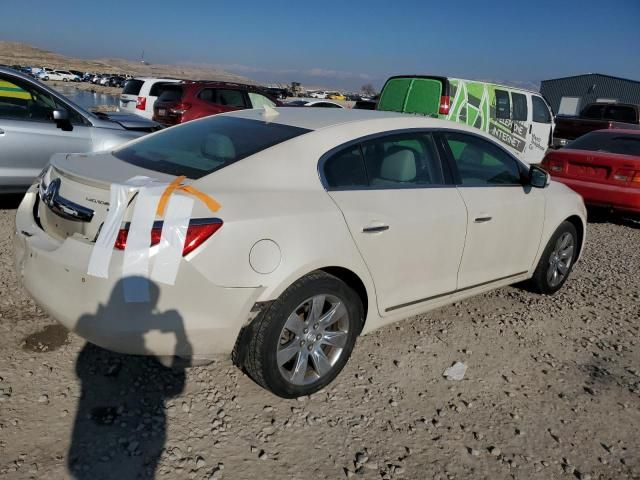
<box><xmin>511</xmin><ymin>93</ymin><xmax>528</xmax><ymax>121</ymax></box>
<box><xmin>443</xmin><ymin>132</ymin><xmax>522</xmax><ymax>186</ymax></box>
<box><xmin>361</xmin><ymin>133</ymin><xmax>445</xmax><ymax>186</ymax></box>
<box><xmin>532</xmin><ymin>96</ymin><xmax>551</xmax><ymax>123</ymax></box>
<box><xmin>0</xmin><ymin>74</ymin><xmax>83</xmax><ymax>124</ymax></box>
<box><xmin>114</xmin><ymin>116</ymin><xmax>310</xmax><ymax>179</ymax></box>
<box><xmin>495</xmin><ymin>89</ymin><xmax>511</xmax><ymax>119</ymax></box>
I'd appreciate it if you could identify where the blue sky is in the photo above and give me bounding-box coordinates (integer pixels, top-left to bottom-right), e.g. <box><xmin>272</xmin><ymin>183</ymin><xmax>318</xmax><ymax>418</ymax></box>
<box><xmin>4</xmin><ymin>0</ymin><xmax>639</xmax><ymax>90</ymax></box>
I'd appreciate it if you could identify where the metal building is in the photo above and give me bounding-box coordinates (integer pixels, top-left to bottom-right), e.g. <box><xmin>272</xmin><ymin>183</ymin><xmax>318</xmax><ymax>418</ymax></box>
<box><xmin>540</xmin><ymin>73</ymin><xmax>640</xmax><ymax>115</ymax></box>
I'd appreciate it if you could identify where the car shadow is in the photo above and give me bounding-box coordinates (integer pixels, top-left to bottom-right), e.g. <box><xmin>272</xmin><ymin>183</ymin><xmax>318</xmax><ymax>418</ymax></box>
<box><xmin>68</xmin><ymin>277</ymin><xmax>191</xmax><ymax>479</ymax></box>
<box><xmin>586</xmin><ymin>207</ymin><xmax>639</xmax><ymax>229</ymax></box>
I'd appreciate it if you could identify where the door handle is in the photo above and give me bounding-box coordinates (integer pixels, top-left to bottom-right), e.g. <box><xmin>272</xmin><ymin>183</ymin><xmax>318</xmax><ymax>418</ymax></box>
<box><xmin>0</xmin><ymin>128</ymin><xmax>4</xmax><ymax>135</ymax></box>
<box><xmin>474</xmin><ymin>216</ymin><xmax>492</xmax><ymax>223</ymax></box>
<box><xmin>362</xmin><ymin>225</ymin><xmax>389</xmax><ymax>233</ymax></box>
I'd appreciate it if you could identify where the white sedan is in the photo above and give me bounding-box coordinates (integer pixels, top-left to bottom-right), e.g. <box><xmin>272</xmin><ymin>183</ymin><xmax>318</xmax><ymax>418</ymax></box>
<box><xmin>15</xmin><ymin>108</ymin><xmax>586</xmax><ymax>397</ymax></box>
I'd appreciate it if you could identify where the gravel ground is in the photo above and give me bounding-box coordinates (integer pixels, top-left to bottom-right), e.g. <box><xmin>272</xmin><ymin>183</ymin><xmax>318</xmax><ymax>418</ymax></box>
<box><xmin>0</xmin><ymin>197</ymin><xmax>639</xmax><ymax>480</ymax></box>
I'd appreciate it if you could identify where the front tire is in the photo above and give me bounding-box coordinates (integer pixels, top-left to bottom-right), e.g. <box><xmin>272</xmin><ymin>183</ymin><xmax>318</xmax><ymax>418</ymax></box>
<box><xmin>241</xmin><ymin>271</ymin><xmax>362</xmax><ymax>398</ymax></box>
<box><xmin>529</xmin><ymin>221</ymin><xmax>578</xmax><ymax>294</ymax></box>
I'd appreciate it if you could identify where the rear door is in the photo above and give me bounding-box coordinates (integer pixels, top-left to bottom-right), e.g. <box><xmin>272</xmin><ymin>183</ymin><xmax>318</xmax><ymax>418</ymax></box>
<box><xmin>438</xmin><ymin>131</ymin><xmax>545</xmax><ymax>288</ymax></box>
<box><xmin>0</xmin><ymin>73</ymin><xmax>93</xmax><ymax>190</ymax></box>
<box><xmin>324</xmin><ymin>131</ymin><xmax>467</xmax><ymax>314</ymax></box>
<box><xmin>377</xmin><ymin>77</ymin><xmax>444</xmax><ymax>117</ymax></box>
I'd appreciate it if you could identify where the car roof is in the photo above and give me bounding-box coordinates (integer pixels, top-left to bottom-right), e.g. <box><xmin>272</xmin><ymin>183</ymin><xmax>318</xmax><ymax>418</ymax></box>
<box><xmin>223</xmin><ymin>107</ymin><xmax>464</xmax><ymax>131</ymax></box>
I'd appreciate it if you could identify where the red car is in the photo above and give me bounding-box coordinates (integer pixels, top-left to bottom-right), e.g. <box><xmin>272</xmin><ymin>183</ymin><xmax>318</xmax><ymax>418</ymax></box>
<box><xmin>541</xmin><ymin>129</ymin><xmax>640</xmax><ymax>214</ymax></box>
<box><xmin>153</xmin><ymin>81</ymin><xmax>281</xmax><ymax>126</ymax></box>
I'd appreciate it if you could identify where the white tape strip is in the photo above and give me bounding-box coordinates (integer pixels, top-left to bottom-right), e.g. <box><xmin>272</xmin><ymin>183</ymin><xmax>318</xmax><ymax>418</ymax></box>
<box><xmin>122</xmin><ymin>185</ymin><xmax>166</xmax><ymax>303</ymax></box>
<box><xmin>151</xmin><ymin>194</ymin><xmax>194</xmax><ymax>286</ymax></box>
<box><xmin>87</xmin><ymin>176</ymin><xmax>154</xmax><ymax>279</ymax></box>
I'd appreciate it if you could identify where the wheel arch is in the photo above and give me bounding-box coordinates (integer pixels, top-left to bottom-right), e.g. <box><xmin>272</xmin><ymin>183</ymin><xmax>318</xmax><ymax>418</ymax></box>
<box><xmin>318</xmin><ymin>266</ymin><xmax>369</xmax><ymax>331</ymax></box>
<box><xmin>564</xmin><ymin>214</ymin><xmax>585</xmax><ymax>260</ymax></box>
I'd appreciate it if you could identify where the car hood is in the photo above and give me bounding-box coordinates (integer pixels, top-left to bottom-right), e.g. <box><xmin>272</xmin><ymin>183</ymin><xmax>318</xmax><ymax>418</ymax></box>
<box><xmin>92</xmin><ymin>111</ymin><xmax>163</xmax><ymax>133</ymax></box>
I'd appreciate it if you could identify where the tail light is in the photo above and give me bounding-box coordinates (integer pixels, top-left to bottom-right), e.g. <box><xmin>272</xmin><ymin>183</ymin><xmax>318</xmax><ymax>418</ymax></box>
<box><xmin>168</xmin><ymin>103</ymin><xmax>192</xmax><ymax>115</ymax></box>
<box><xmin>541</xmin><ymin>155</ymin><xmax>565</xmax><ymax>173</ymax></box>
<box><xmin>136</xmin><ymin>96</ymin><xmax>147</xmax><ymax>110</ymax></box>
<box><xmin>438</xmin><ymin>95</ymin><xmax>451</xmax><ymax>115</ymax></box>
<box><xmin>612</xmin><ymin>168</ymin><xmax>640</xmax><ymax>186</ymax></box>
<box><xmin>115</xmin><ymin>218</ymin><xmax>223</xmax><ymax>256</ymax></box>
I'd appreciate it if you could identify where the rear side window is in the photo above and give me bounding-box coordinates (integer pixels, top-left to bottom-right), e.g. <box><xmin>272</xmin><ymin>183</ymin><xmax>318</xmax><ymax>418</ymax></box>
<box><xmin>362</xmin><ymin>133</ymin><xmax>444</xmax><ymax>186</ymax></box>
<box><xmin>199</xmin><ymin>88</ymin><xmax>247</xmax><ymax>108</ymax></box>
<box><xmin>568</xmin><ymin>132</ymin><xmax>640</xmax><ymax>156</ymax></box>
<box><xmin>113</xmin><ymin>116</ymin><xmax>310</xmax><ymax>179</ymax></box>
<box><xmin>511</xmin><ymin>93</ymin><xmax>528</xmax><ymax>121</ymax></box>
<box><xmin>604</xmin><ymin>106</ymin><xmax>636</xmax><ymax>123</ymax></box>
<box><xmin>532</xmin><ymin>96</ymin><xmax>551</xmax><ymax>123</ymax></box>
<box><xmin>495</xmin><ymin>90</ymin><xmax>510</xmax><ymax>119</ymax></box>
<box><xmin>323</xmin><ymin>146</ymin><xmax>368</xmax><ymax>188</ymax></box>
<box><xmin>157</xmin><ymin>85</ymin><xmax>184</xmax><ymax>103</ymax></box>
<box><xmin>122</xmin><ymin>79</ymin><xmax>144</xmax><ymax>95</ymax></box>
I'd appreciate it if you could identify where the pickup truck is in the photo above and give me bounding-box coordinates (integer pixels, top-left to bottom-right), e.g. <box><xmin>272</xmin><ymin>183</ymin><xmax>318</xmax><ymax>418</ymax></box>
<box><xmin>553</xmin><ymin>102</ymin><xmax>640</xmax><ymax>148</ymax></box>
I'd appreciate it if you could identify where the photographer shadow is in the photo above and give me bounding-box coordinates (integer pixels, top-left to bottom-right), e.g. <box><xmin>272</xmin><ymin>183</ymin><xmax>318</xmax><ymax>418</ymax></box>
<box><xmin>68</xmin><ymin>277</ymin><xmax>191</xmax><ymax>479</ymax></box>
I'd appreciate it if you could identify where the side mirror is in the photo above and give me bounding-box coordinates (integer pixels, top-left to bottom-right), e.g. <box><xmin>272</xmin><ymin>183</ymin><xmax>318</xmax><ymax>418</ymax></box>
<box><xmin>529</xmin><ymin>165</ymin><xmax>549</xmax><ymax>188</ymax></box>
<box><xmin>52</xmin><ymin>109</ymin><xmax>73</xmax><ymax>131</ymax></box>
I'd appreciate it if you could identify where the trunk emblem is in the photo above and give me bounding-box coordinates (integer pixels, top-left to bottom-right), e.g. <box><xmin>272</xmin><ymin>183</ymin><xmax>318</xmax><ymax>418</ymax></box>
<box><xmin>39</xmin><ymin>178</ymin><xmax>95</xmax><ymax>222</ymax></box>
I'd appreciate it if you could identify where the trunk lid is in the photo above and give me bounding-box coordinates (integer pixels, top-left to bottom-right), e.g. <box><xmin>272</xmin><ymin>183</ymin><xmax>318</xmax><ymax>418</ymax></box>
<box><xmin>544</xmin><ymin>149</ymin><xmax>640</xmax><ymax>184</ymax></box>
<box><xmin>38</xmin><ymin>152</ymin><xmax>176</xmax><ymax>242</ymax></box>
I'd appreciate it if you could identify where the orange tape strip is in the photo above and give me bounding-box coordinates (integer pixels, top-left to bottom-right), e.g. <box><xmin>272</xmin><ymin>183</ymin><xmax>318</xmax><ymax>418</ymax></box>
<box><xmin>156</xmin><ymin>176</ymin><xmax>186</xmax><ymax>216</ymax></box>
<box><xmin>156</xmin><ymin>175</ymin><xmax>221</xmax><ymax>217</ymax></box>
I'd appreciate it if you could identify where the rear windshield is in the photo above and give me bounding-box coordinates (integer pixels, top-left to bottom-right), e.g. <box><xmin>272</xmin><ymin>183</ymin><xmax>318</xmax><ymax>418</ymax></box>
<box><xmin>122</xmin><ymin>79</ymin><xmax>144</xmax><ymax>95</ymax></box>
<box><xmin>113</xmin><ymin>116</ymin><xmax>311</xmax><ymax>179</ymax></box>
<box><xmin>568</xmin><ymin>132</ymin><xmax>640</xmax><ymax>156</ymax></box>
<box><xmin>156</xmin><ymin>85</ymin><xmax>184</xmax><ymax>103</ymax></box>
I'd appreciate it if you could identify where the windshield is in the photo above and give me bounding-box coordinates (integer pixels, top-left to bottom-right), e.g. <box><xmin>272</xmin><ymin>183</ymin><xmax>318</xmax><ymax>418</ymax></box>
<box><xmin>113</xmin><ymin>116</ymin><xmax>311</xmax><ymax>179</ymax></box>
<box><xmin>569</xmin><ymin>132</ymin><xmax>640</xmax><ymax>156</ymax></box>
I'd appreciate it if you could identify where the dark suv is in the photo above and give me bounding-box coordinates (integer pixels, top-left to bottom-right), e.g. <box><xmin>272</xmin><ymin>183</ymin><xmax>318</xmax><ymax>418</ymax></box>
<box><xmin>153</xmin><ymin>81</ymin><xmax>281</xmax><ymax>126</ymax></box>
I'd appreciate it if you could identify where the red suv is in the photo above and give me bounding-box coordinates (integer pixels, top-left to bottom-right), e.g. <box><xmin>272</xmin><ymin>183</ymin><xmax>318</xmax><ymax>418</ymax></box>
<box><xmin>153</xmin><ymin>81</ymin><xmax>281</xmax><ymax>126</ymax></box>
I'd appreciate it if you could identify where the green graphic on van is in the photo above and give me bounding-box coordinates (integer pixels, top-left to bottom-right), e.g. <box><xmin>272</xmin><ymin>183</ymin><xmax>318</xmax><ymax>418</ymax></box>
<box><xmin>448</xmin><ymin>80</ymin><xmax>526</xmax><ymax>153</ymax></box>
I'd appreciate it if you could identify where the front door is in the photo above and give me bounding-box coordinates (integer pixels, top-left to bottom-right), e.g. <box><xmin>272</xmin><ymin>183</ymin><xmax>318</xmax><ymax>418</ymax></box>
<box><xmin>324</xmin><ymin>131</ymin><xmax>467</xmax><ymax>314</ymax></box>
<box><xmin>438</xmin><ymin>131</ymin><xmax>545</xmax><ymax>288</ymax></box>
<box><xmin>0</xmin><ymin>73</ymin><xmax>92</xmax><ymax>190</ymax></box>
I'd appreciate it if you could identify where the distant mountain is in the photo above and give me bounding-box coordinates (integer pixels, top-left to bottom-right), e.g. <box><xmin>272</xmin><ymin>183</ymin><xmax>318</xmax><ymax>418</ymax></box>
<box><xmin>0</xmin><ymin>41</ymin><xmax>254</xmax><ymax>84</ymax></box>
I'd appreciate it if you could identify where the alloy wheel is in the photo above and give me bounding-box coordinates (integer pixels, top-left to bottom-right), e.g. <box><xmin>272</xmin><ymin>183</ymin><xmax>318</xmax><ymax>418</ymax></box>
<box><xmin>276</xmin><ymin>294</ymin><xmax>350</xmax><ymax>385</ymax></box>
<box><xmin>546</xmin><ymin>232</ymin><xmax>574</xmax><ymax>288</ymax></box>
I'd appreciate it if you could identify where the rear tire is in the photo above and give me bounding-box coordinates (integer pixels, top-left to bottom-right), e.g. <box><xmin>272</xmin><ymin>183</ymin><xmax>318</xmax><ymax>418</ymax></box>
<box><xmin>241</xmin><ymin>271</ymin><xmax>362</xmax><ymax>398</ymax></box>
<box><xmin>529</xmin><ymin>221</ymin><xmax>578</xmax><ymax>294</ymax></box>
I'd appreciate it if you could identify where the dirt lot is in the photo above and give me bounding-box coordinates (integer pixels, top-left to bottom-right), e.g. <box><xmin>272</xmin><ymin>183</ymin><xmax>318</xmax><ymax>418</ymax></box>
<box><xmin>0</xmin><ymin>196</ymin><xmax>638</xmax><ymax>480</ymax></box>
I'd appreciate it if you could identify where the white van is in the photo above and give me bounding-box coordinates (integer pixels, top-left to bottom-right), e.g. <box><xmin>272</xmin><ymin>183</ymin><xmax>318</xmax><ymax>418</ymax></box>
<box><xmin>120</xmin><ymin>77</ymin><xmax>181</xmax><ymax>119</ymax></box>
<box><xmin>377</xmin><ymin>75</ymin><xmax>554</xmax><ymax>164</ymax></box>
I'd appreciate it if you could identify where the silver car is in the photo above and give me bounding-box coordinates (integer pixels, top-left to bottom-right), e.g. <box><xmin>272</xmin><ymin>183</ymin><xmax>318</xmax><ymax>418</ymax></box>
<box><xmin>0</xmin><ymin>67</ymin><xmax>161</xmax><ymax>193</ymax></box>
